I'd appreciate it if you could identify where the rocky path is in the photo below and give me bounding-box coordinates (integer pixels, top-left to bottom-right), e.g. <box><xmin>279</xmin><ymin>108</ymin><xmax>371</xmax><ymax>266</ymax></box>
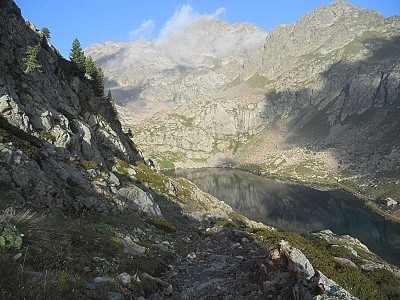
<box><xmin>148</xmin><ymin>222</ymin><xmax>267</xmax><ymax>299</ymax></box>
<box><xmin>145</xmin><ymin>219</ymin><xmax>358</xmax><ymax>300</ymax></box>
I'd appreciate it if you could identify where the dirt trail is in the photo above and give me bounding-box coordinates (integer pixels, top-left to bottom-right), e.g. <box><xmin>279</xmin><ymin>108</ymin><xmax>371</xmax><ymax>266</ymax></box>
<box><xmin>148</xmin><ymin>223</ymin><xmax>267</xmax><ymax>299</ymax></box>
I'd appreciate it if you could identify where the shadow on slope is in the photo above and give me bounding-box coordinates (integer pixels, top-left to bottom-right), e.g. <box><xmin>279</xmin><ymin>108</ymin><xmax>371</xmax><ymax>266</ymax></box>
<box><xmin>262</xmin><ymin>35</ymin><xmax>400</xmax><ymax>171</ymax></box>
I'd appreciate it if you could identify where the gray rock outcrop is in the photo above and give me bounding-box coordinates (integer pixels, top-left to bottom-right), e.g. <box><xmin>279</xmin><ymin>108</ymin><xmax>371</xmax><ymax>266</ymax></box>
<box><xmin>260</xmin><ymin>241</ymin><xmax>358</xmax><ymax>300</ymax></box>
<box><xmin>122</xmin><ymin>236</ymin><xmax>146</xmax><ymax>257</ymax></box>
<box><xmin>117</xmin><ymin>186</ymin><xmax>162</xmax><ymax>217</ymax></box>
<box><xmin>0</xmin><ymin>0</ymin><xmax>151</xmax><ymax>215</ymax></box>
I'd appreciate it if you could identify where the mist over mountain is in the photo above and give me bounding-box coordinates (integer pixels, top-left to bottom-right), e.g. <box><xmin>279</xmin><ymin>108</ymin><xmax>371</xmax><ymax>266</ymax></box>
<box><xmin>86</xmin><ymin>12</ymin><xmax>266</xmax><ymax>123</ymax></box>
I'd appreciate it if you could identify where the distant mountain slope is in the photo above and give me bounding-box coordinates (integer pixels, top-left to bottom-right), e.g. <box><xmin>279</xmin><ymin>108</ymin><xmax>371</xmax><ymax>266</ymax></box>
<box><xmin>85</xmin><ymin>17</ymin><xmax>266</xmax><ymax>123</ymax></box>
<box><xmin>90</xmin><ymin>1</ymin><xmax>400</xmax><ymax>204</ymax></box>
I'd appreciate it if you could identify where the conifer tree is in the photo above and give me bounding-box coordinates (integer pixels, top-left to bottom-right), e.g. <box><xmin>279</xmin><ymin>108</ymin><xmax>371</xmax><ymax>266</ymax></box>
<box><xmin>41</xmin><ymin>27</ymin><xmax>50</xmax><ymax>40</ymax></box>
<box><xmin>69</xmin><ymin>38</ymin><xmax>86</xmax><ymax>78</ymax></box>
<box><xmin>106</xmin><ymin>89</ymin><xmax>113</xmax><ymax>102</ymax></box>
<box><xmin>85</xmin><ymin>56</ymin><xmax>105</xmax><ymax>97</ymax></box>
<box><xmin>22</xmin><ymin>44</ymin><xmax>41</xmax><ymax>74</ymax></box>
<box><xmin>106</xmin><ymin>89</ymin><xmax>119</xmax><ymax>119</ymax></box>
<box><xmin>92</xmin><ymin>66</ymin><xmax>104</xmax><ymax>96</ymax></box>
<box><xmin>85</xmin><ymin>55</ymin><xmax>96</xmax><ymax>78</ymax></box>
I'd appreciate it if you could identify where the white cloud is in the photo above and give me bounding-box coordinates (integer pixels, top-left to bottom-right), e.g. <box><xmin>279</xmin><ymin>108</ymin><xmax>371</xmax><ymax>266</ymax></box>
<box><xmin>212</xmin><ymin>7</ymin><xmax>226</xmax><ymax>18</ymax></box>
<box><xmin>158</xmin><ymin>3</ymin><xmax>226</xmax><ymax>39</ymax></box>
<box><xmin>159</xmin><ymin>4</ymin><xmax>197</xmax><ymax>39</ymax></box>
<box><xmin>129</xmin><ymin>19</ymin><xmax>155</xmax><ymax>40</ymax></box>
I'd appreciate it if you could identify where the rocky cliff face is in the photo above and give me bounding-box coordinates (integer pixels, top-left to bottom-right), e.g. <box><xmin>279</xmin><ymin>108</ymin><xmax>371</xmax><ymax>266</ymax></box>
<box><xmin>238</xmin><ymin>1</ymin><xmax>400</xmax><ymax>200</ymax></box>
<box><xmin>256</xmin><ymin>0</ymin><xmax>400</xmax><ymax>126</ymax></box>
<box><xmin>0</xmin><ymin>0</ymin><xmax>158</xmax><ymax>215</ymax></box>
<box><xmin>257</xmin><ymin>1</ymin><xmax>386</xmax><ymax>78</ymax></box>
<box><xmin>92</xmin><ymin>1</ymin><xmax>400</xmax><ymax>202</ymax></box>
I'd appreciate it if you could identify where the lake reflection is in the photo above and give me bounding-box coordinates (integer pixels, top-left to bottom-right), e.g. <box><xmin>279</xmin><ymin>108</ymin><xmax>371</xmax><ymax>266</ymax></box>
<box><xmin>170</xmin><ymin>168</ymin><xmax>400</xmax><ymax>266</ymax></box>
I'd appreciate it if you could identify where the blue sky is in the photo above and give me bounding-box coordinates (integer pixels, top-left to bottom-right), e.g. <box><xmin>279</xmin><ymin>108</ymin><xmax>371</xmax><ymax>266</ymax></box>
<box><xmin>15</xmin><ymin>0</ymin><xmax>400</xmax><ymax>58</ymax></box>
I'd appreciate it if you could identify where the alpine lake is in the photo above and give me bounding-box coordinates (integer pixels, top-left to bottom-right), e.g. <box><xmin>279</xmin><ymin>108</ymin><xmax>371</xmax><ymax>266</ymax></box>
<box><xmin>165</xmin><ymin>168</ymin><xmax>400</xmax><ymax>266</ymax></box>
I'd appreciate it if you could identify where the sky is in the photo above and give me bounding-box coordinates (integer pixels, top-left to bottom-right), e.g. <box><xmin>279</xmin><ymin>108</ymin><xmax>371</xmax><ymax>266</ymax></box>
<box><xmin>15</xmin><ymin>0</ymin><xmax>400</xmax><ymax>58</ymax></box>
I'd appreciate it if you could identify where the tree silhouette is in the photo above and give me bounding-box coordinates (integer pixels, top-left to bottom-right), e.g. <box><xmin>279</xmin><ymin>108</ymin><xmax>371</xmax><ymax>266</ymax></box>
<box><xmin>69</xmin><ymin>38</ymin><xmax>86</xmax><ymax>78</ymax></box>
<box><xmin>92</xmin><ymin>66</ymin><xmax>105</xmax><ymax>96</ymax></box>
<box><xmin>41</xmin><ymin>27</ymin><xmax>50</xmax><ymax>40</ymax></box>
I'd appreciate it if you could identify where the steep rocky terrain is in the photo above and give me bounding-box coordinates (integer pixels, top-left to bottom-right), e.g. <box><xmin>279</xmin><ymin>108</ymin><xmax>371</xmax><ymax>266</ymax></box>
<box><xmin>1</xmin><ymin>0</ymin><xmax>400</xmax><ymax>299</ymax></box>
<box><xmin>0</xmin><ymin>0</ymin><xmax>160</xmax><ymax>216</ymax></box>
<box><xmin>89</xmin><ymin>0</ymin><xmax>400</xmax><ymax>214</ymax></box>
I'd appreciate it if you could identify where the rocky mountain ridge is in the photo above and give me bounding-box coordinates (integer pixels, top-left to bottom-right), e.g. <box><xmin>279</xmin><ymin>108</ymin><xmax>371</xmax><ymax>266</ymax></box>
<box><xmin>254</xmin><ymin>0</ymin><xmax>390</xmax><ymax>78</ymax></box>
<box><xmin>91</xmin><ymin>1</ymin><xmax>400</xmax><ymax>208</ymax></box>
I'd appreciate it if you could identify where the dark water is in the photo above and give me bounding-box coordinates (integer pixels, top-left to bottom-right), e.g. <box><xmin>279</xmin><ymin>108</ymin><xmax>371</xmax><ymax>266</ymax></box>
<box><xmin>169</xmin><ymin>168</ymin><xmax>400</xmax><ymax>266</ymax></box>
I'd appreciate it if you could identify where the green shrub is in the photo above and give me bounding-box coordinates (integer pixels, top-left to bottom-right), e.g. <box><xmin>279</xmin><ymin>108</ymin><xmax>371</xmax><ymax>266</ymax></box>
<box><xmin>0</xmin><ymin>116</ymin><xmax>43</xmax><ymax>161</ymax></box>
<box><xmin>93</xmin><ymin>256</ymin><xmax>119</xmax><ymax>275</ymax></box>
<box><xmin>79</xmin><ymin>160</ymin><xmax>98</xmax><ymax>170</ymax></box>
<box><xmin>22</xmin><ymin>44</ymin><xmax>42</xmax><ymax>74</ymax></box>
<box><xmin>113</xmin><ymin>157</ymin><xmax>130</xmax><ymax>176</ymax></box>
<box><xmin>39</xmin><ymin>130</ymin><xmax>56</xmax><ymax>143</ymax></box>
<box><xmin>146</xmin><ymin>218</ymin><xmax>176</xmax><ymax>233</ymax></box>
<box><xmin>214</xmin><ymin>219</ymin><xmax>238</xmax><ymax>228</ymax></box>
<box><xmin>0</xmin><ymin>220</ymin><xmax>22</xmax><ymax>248</ymax></box>
<box><xmin>136</xmin><ymin>162</ymin><xmax>168</xmax><ymax>193</ymax></box>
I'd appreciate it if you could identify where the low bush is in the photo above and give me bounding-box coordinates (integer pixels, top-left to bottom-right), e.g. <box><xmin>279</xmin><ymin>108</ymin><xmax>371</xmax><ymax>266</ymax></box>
<box><xmin>146</xmin><ymin>217</ymin><xmax>176</xmax><ymax>233</ymax></box>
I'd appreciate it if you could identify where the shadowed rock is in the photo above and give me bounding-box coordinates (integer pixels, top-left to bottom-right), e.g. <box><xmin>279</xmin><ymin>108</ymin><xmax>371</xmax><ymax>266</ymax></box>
<box><xmin>259</xmin><ymin>240</ymin><xmax>358</xmax><ymax>299</ymax></box>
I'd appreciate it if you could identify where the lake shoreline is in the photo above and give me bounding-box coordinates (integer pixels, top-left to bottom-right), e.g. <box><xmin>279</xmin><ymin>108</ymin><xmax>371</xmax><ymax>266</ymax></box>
<box><xmin>167</xmin><ymin>167</ymin><xmax>400</xmax><ymax>266</ymax></box>
<box><xmin>242</xmin><ymin>167</ymin><xmax>400</xmax><ymax>225</ymax></box>
<box><xmin>165</xmin><ymin>165</ymin><xmax>400</xmax><ymax>225</ymax></box>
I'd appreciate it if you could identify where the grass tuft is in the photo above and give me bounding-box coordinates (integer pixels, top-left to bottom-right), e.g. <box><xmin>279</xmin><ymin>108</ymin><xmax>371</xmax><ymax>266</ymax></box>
<box><xmin>0</xmin><ymin>208</ymin><xmax>52</xmax><ymax>247</ymax></box>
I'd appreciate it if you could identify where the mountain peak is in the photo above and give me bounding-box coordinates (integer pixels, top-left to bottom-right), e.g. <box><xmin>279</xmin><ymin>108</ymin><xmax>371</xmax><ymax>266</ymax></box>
<box><xmin>259</xmin><ymin>0</ymin><xmax>386</xmax><ymax>78</ymax></box>
<box><xmin>311</xmin><ymin>0</ymin><xmax>383</xmax><ymax>20</ymax></box>
<box><xmin>331</xmin><ymin>0</ymin><xmax>355</xmax><ymax>7</ymax></box>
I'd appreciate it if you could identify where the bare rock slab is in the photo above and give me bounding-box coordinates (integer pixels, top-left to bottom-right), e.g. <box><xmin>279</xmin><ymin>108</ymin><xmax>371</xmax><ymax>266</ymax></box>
<box><xmin>123</xmin><ymin>236</ymin><xmax>146</xmax><ymax>257</ymax></box>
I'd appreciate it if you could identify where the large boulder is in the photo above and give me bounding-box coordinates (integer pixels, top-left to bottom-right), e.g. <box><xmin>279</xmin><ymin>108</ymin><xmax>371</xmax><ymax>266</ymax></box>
<box><xmin>117</xmin><ymin>186</ymin><xmax>162</xmax><ymax>217</ymax></box>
